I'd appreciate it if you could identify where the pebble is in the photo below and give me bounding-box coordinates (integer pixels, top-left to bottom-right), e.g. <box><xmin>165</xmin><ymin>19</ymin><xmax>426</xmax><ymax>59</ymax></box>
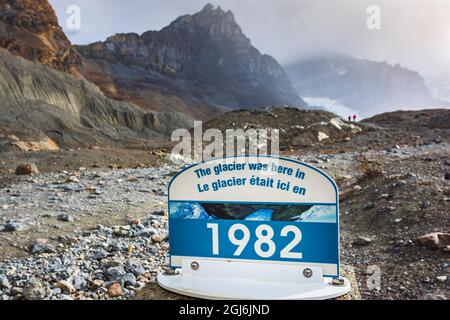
<box><xmin>56</xmin><ymin>280</ymin><xmax>76</xmax><ymax>294</ymax></box>
<box><xmin>91</xmin><ymin>250</ymin><xmax>109</xmax><ymax>260</ymax></box>
<box><xmin>29</xmin><ymin>241</ymin><xmax>56</xmax><ymax>254</ymax></box>
<box><xmin>0</xmin><ymin>275</ymin><xmax>10</xmax><ymax>289</ymax></box>
<box><xmin>23</xmin><ymin>280</ymin><xmax>46</xmax><ymax>300</ymax></box>
<box><xmin>90</xmin><ymin>279</ymin><xmax>104</xmax><ymax>291</ymax></box>
<box><xmin>120</xmin><ymin>273</ymin><xmax>137</xmax><ymax>287</ymax></box>
<box><xmin>126</xmin><ymin>261</ymin><xmax>146</xmax><ymax>277</ymax></box>
<box><xmin>394</xmin><ymin>180</ymin><xmax>407</xmax><ymax>187</ymax></box>
<box><xmin>423</xmin><ymin>293</ymin><xmax>447</xmax><ymax>300</ymax></box>
<box><xmin>15</xmin><ymin>163</ymin><xmax>39</xmax><ymax>175</ymax></box>
<box><xmin>151</xmin><ymin>234</ymin><xmax>163</xmax><ymax>243</ymax></box>
<box><xmin>353</xmin><ymin>236</ymin><xmax>373</xmax><ymax>246</ymax></box>
<box><xmin>10</xmin><ymin>287</ymin><xmax>23</xmax><ymax>296</ymax></box>
<box><xmin>363</xmin><ymin>202</ymin><xmax>375</xmax><ymax>210</ymax></box>
<box><xmin>107</xmin><ymin>266</ymin><xmax>126</xmax><ymax>281</ymax></box>
<box><xmin>57</xmin><ymin>214</ymin><xmax>75</xmax><ymax>223</ymax></box>
<box><xmin>4</xmin><ymin>222</ymin><xmax>28</xmax><ymax>232</ymax></box>
<box><xmin>107</xmin><ymin>283</ymin><xmax>123</xmax><ymax>298</ymax></box>
<box><xmin>66</xmin><ymin>176</ymin><xmax>80</xmax><ymax>183</ymax></box>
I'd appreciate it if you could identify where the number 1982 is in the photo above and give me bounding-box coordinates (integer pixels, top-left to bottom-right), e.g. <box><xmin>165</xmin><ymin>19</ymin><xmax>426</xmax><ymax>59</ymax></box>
<box><xmin>207</xmin><ymin>223</ymin><xmax>303</xmax><ymax>259</ymax></box>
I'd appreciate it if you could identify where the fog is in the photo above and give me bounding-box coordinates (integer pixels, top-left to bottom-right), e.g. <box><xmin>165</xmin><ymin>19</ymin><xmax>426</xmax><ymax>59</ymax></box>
<box><xmin>50</xmin><ymin>0</ymin><xmax>450</xmax><ymax>77</ymax></box>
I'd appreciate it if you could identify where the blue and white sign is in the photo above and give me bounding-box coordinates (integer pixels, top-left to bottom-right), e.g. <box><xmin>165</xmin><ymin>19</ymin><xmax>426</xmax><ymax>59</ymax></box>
<box><xmin>168</xmin><ymin>156</ymin><xmax>340</xmax><ymax>278</ymax></box>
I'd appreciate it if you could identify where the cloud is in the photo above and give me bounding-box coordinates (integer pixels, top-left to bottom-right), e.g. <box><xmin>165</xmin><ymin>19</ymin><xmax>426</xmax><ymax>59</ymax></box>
<box><xmin>49</xmin><ymin>0</ymin><xmax>450</xmax><ymax>76</ymax></box>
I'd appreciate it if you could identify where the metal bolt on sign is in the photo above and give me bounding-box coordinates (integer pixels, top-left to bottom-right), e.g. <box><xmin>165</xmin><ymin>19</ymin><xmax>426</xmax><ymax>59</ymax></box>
<box><xmin>191</xmin><ymin>261</ymin><xmax>200</xmax><ymax>271</ymax></box>
<box><xmin>303</xmin><ymin>268</ymin><xmax>313</xmax><ymax>278</ymax></box>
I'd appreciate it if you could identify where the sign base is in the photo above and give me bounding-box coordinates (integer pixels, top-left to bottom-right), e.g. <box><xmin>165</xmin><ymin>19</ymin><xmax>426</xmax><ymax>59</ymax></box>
<box><xmin>157</xmin><ymin>259</ymin><xmax>351</xmax><ymax>300</ymax></box>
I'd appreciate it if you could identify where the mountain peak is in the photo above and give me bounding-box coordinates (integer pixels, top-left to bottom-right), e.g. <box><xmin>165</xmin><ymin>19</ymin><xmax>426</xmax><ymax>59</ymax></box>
<box><xmin>198</xmin><ymin>3</ymin><xmax>235</xmax><ymax>20</ymax></box>
<box><xmin>76</xmin><ymin>2</ymin><xmax>305</xmax><ymax>115</ymax></box>
<box><xmin>0</xmin><ymin>0</ymin><xmax>80</xmax><ymax>74</ymax></box>
<box><xmin>202</xmin><ymin>3</ymin><xmax>215</xmax><ymax>12</ymax></box>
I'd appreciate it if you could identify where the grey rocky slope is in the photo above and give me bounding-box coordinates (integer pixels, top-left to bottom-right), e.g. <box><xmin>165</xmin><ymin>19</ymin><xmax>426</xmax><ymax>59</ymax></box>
<box><xmin>0</xmin><ymin>49</ymin><xmax>190</xmax><ymax>151</ymax></box>
<box><xmin>286</xmin><ymin>54</ymin><xmax>448</xmax><ymax>117</ymax></box>
<box><xmin>75</xmin><ymin>4</ymin><xmax>305</xmax><ymax>119</ymax></box>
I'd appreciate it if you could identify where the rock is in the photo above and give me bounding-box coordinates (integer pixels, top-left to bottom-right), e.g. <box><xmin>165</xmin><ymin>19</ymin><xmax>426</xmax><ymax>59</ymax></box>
<box><xmin>126</xmin><ymin>261</ymin><xmax>146</xmax><ymax>277</ymax></box>
<box><xmin>353</xmin><ymin>236</ymin><xmax>373</xmax><ymax>246</ymax></box>
<box><xmin>394</xmin><ymin>180</ymin><xmax>407</xmax><ymax>187</ymax></box>
<box><xmin>417</xmin><ymin>233</ymin><xmax>450</xmax><ymax>249</ymax></box>
<box><xmin>151</xmin><ymin>234</ymin><xmax>163</xmax><ymax>243</ymax></box>
<box><xmin>353</xmin><ymin>185</ymin><xmax>362</xmax><ymax>192</ymax></box>
<box><xmin>23</xmin><ymin>279</ymin><xmax>46</xmax><ymax>300</ymax></box>
<box><xmin>130</xmin><ymin>218</ymin><xmax>141</xmax><ymax>225</ymax></box>
<box><xmin>66</xmin><ymin>176</ymin><xmax>79</xmax><ymax>183</ymax></box>
<box><xmin>52</xmin><ymin>288</ymin><xmax>62</xmax><ymax>295</ymax></box>
<box><xmin>73</xmin><ymin>276</ymin><xmax>85</xmax><ymax>290</ymax></box>
<box><xmin>29</xmin><ymin>239</ymin><xmax>56</xmax><ymax>254</ymax></box>
<box><xmin>94</xmin><ymin>172</ymin><xmax>108</xmax><ymax>179</ymax></box>
<box><xmin>4</xmin><ymin>222</ymin><xmax>28</xmax><ymax>232</ymax></box>
<box><xmin>0</xmin><ymin>275</ymin><xmax>10</xmax><ymax>289</ymax></box>
<box><xmin>436</xmin><ymin>276</ymin><xmax>447</xmax><ymax>283</ymax></box>
<box><xmin>107</xmin><ymin>266</ymin><xmax>126</xmax><ymax>281</ymax></box>
<box><xmin>56</xmin><ymin>280</ymin><xmax>76</xmax><ymax>294</ymax></box>
<box><xmin>363</xmin><ymin>202</ymin><xmax>375</xmax><ymax>210</ymax></box>
<box><xmin>10</xmin><ymin>287</ymin><xmax>23</xmax><ymax>296</ymax></box>
<box><xmin>423</xmin><ymin>293</ymin><xmax>447</xmax><ymax>300</ymax></box>
<box><xmin>152</xmin><ymin>210</ymin><xmax>166</xmax><ymax>216</ymax></box>
<box><xmin>135</xmin><ymin>227</ymin><xmax>157</xmax><ymax>237</ymax></box>
<box><xmin>90</xmin><ymin>279</ymin><xmax>104</xmax><ymax>291</ymax></box>
<box><xmin>108</xmin><ymin>240</ymin><xmax>124</xmax><ymax>252</ymax></box>
<box><xmin>91</xmin><ymin>250</ymin><xmax>109</xmax><ymax>260</ymax></box>
<box><xmin>15</xmin><ymin>163</ymin><xmax>39</xmax><ymax>175</ymax></box>
<box><xmin>121</xmin><ymin>273</ymin><xmax>137</xmax><ymax>287</ymax></box>
<box><xmin>107</xmin><ymin>283</ymin><xmax>123</xmax><ymax>298</ymax></box>
<box><xmin>57</xmin><ymin>213</ymin><xmax>74</xmax><ymax>223</ymax></box>
<box><xmin>445</xmin><ymin>173</ymin><xmax>450</xmax><ymax>180</ymax></box>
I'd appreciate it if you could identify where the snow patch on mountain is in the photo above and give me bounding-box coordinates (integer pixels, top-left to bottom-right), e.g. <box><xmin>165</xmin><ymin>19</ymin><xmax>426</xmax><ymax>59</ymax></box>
<box><xmin>304</xmin><ymin>97</ymin><xmax>361</xmax><ymax>120</ymax></box>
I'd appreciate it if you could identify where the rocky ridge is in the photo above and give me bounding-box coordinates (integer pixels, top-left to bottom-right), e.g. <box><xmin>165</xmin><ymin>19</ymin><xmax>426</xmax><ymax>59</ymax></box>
<box><xmin>76</xmin><ymin>4</ymin><xmax>305</xmax><ymax>118</ymax></box>
<box><xmin>0</xmin><ymin>0</ymin><xmax>80</xmax><ymax>74</ymax></box>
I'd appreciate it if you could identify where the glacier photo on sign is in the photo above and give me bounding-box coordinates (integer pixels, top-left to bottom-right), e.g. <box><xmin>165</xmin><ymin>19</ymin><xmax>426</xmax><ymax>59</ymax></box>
<box><xmin>170</xmin><ymin>202</ymin><xmax>337</xmax><ymax>223</ymax></box>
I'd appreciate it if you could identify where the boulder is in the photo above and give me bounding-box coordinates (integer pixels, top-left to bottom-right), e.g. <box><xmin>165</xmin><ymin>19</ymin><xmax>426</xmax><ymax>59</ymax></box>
<box><xmin>417</xmin><ymin>233</ymin><xmax>450</xmax><ymax>249</ymax></box>
<box><xmin>15</xmin><ymin>163</ymin><xmax>39</xmax><ymax>175</ymax></box>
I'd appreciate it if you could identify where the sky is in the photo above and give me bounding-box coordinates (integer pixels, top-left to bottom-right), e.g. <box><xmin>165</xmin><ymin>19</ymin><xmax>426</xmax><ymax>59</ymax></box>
<box><xmin>49</xmin><ymin>0</ymin><xmax>450</xmax><ymax>77</ymax></box>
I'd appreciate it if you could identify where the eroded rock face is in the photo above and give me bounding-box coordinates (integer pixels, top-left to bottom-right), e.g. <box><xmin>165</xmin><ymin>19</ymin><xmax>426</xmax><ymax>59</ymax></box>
<box><xmin>0</xmin><ymin>0</ymin><xmax>80</xmax><ymax>74</ymax></box>
<box><xmin>76</xmin><ymin>4</ymin><xmax>305</xmax><ymax>118</ymax></box>
<box><xmin>0</xmin><ymin>49</ymin><xmax>191</xmax><ymax>149</ymax></box>
<box><xmin>0</xmin><ymin>133</ymin><xmax>59</xmax><ymax>152</ymax></box>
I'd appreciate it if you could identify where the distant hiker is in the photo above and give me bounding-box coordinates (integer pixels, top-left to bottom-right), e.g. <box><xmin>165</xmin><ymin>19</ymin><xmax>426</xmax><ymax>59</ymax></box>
<box><xmin>353</xmin><ymin>115</ymin><xmax>357</xmax><ymax>122</ymax></box>
<box><xmin>348</xmin><ymin>116</ymin><xmax>351</xmax><ymax>122</ymax></box>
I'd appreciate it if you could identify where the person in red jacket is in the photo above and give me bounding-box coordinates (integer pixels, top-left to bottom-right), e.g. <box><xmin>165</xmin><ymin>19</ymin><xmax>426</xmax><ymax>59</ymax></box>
<box><xmin>353</xmin><ymin>114</ymin><xmax>357</xmax><ymax>122</ymax></box>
